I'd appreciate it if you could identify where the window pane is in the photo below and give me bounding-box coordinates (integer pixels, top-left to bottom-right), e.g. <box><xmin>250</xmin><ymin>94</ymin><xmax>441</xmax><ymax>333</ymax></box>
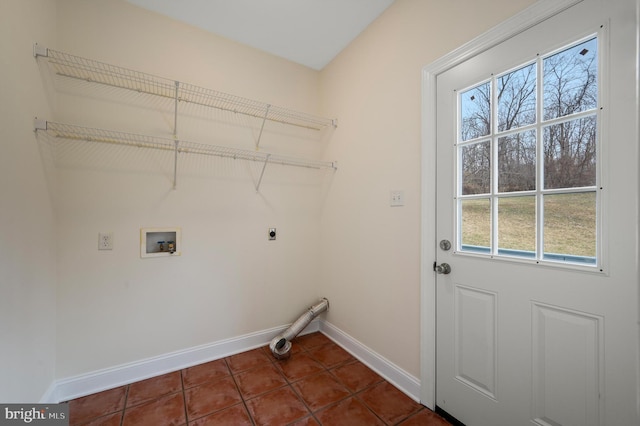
<box><xmin>543</xmin><ymin>192</ymin><xmax>596</xmax><ymax>262</ymax></box>
<box><xmin>461</xmin><ymin>141</ymin><xmax>491</xmax><ymax>195</ymax></box>
<box><xmin>461</xmin><ymin>199</ymin><xmax>491</xmax><ymax>252</ymax></box>
<box><xmin>460</xmin><ymin>82</ymin><xmax>491</xmax><ymax>141</ymax></box>
<box><xmin>497</xmin><ymin>63</ymin><xmax>536</xmax><ymax>132</ymax></box>
<box><xmin>543</xmin><ymin>38</ymin><xmax>598</xmax><ymax>120</ymax></box>
<box><xmin>498</xmin><ymin>130</ymin><xmax>536</xmax><ymax>192</ymax></box>
<box><xmin>543</xmin><ymin>115</ymin><xmax>596</xmax><ymax>189</ymax></box>
<box><xmin>498</xmin><ymin>196</ymin><xmax>536</xmax><ymax>257</ymax></box>
<box><xmin>454</xmin><ymin>37</ymin><xmax>600</xmax><ymax>267</ymax></box>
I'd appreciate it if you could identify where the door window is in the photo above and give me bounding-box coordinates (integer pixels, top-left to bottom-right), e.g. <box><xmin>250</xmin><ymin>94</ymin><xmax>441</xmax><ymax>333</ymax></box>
<box><xmin>456</xmin><ymin>36</ymin><xmax>600</xmax><ymax>266</ymax></box>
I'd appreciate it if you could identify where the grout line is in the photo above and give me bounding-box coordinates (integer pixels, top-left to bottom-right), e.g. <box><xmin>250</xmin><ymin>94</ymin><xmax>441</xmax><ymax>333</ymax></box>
<box><xmin>226</xmin><ymin>357</ymin><xmax>257</xmax><ymax>426</ymax></box>
<box><xmin>120</xmin><ymin>385</ymin><xmax>129</xmax><ymax>426</ymax></box>
<box><xmin>180</xmin><ymin>370</ymin><xmax>189</xmax><ymax>425</ymax></box>
<box><xmin>352</xmin><ymin>391</ymin><xmax>389</xmax><ymax>426</ymax></box>
<box><xmin>285</xmin><ymin>375</ymin><xmax>313</xmax><ymax>418</ymax></box>
<box><xmin>284</xmin><ymin>339</ymin><xmax>369</xmax><ymax>424</ymax></box>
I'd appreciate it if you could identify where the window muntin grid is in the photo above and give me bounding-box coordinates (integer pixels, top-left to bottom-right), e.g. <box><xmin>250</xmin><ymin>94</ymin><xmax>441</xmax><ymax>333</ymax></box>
<box><xmin>456</xmin><ymin>36</ymin><xmax>600</xmax><ymax>267</ymax></box>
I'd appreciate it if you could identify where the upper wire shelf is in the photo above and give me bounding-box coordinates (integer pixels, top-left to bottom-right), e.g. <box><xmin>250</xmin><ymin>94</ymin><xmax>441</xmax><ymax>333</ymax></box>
<box><xmin>34</xmin><ymin>45</ymin><xmax>337</xmax><ymax>131</ymax></box>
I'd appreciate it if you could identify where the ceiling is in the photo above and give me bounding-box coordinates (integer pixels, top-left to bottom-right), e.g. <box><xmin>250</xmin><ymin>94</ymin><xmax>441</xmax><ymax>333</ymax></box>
<box><xmin>126</xmin><ymin>0</ymin><xmax>395</xmax><ymax>70</ymax></box>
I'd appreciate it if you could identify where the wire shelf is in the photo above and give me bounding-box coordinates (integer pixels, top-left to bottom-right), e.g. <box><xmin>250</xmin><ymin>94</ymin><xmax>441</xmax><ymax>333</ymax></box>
<box><xmin>37</xmin><ymin>121</ymin><xmax>337</xmax><ymax>171</ymax></box>
<box><xmin>38</xmin><ymin>47</ymin><xmax>336</xmax><ymax>131</ymax></box>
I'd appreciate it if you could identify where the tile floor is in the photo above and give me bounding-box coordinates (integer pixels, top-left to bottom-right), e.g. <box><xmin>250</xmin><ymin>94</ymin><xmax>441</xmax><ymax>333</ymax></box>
<box><xmin>66</xmin><ymin>332</ymin><xmax>451</xmax><ymax>425</ymax></box>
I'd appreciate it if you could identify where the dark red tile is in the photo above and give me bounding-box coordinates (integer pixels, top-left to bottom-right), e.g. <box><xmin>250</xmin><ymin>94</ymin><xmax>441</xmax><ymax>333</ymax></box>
<box><xmin>398</xmin><ymin>408</ymin><xmax>452</xmax><ymax>425</ymax></box>
<box><xmin>79</xmin><ymin>411</ymin><xmax>122</xmax><ymax>426</ymax></box>
<box><xmin>245</xmin><ymin>386</ymin><xmax>310</xmax><ymax>425</ymax></box>
<box><xmin>182</xmin><ymin>359</ymin><xmax>230</xmax><ymax>389</ymax></box>
<box><xmin>122</xmin><ymin>392</ymin><xmax>185</xmax><ymax>426</ymax></box>
<box><xmin>294</xmin><ymin>332</ymin><xmax>332</xmax><ymax>350</ymax></box>
<box><xmin>234</xmin><ymin>362</ymin><xmax>287</xmax><ymax>400</ymax></box>
<box><xmin>292</xmin><ymin>371</ymin><xmax>350</xmax><ymax>412</ymax></box>
<box><xmin>188</xmin><ymin>403</ymin><xmax>252</xmax><ymax>426</ymax></box>
<box><xmin>226</xmin><ymin>348</ymin><xmax>271</xmax><ymax>374</ymax></box>
<box><xmin>275</xmin><ymin>352</ymin><xmax>324</xmax><ymax>381</ymax></box>
<box><xmin>315</xmin><ymin>396</ymin><xmax>385</xmax><ymax>426</ymax></box>
<box><xmin>331</xmin><ymin>360</ymin><xmax>384</xmax><ymax>392</ymax></box>
<box><xmin>66</xmin><ymin>334</ymin><xmax>441</xmax><ymax>426</ymax></box>
<box><xmin>68</xmin><ymin>386</ymin><xmax>127</xmax><ymax>425</ymax></box>
<box><xmin>289</xmin><ymin>415</ymin><xmax>321</xmax><ymax>425</ymax></box>
<box><xmin>307</xmin><ymin>342</ymin><xmax>354</xmax><ymax>368</ymax></box>
<box><xmin>258</xmin><ymin>345</ymin><xmax>276</xmax><ymax>359</ymax></box>
<box><xmin>127</xmin><ymin>371</ymin><xmax>182</xmax><ymax>407</ymax></box>
<box><xmin>359</xmin><ymin>381</ymin><xmax>423</xmax><ymax>424</ymax></box>
<box><xmin>184</xmin><ymin>376</ymin><xmax>242</xmax><ymax>421</ymax></box>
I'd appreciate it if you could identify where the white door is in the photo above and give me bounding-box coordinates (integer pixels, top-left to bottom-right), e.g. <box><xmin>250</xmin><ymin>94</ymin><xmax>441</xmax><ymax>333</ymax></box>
<box><xmin>433</xmin><ymin>1</ymin><xmax>638</xmax><ymax>425</ymax></box>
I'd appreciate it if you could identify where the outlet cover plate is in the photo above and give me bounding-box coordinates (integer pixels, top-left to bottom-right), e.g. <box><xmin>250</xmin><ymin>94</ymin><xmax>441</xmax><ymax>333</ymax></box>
<box><xmin>98</xmin><ymin>232</ymin><xmax>113</xmax><ymax>250</ymax></box>
<box><xmin>390</xmin><ymin>190</ymin><xmax>405</xmax><ymax>207</ymax></box>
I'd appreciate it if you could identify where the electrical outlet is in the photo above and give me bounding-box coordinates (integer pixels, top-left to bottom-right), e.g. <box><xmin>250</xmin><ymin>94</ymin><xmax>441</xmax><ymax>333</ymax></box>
<box><xmin>98</xmin><ymin>232</ymin><xmax>113</xmax><ymax>250</ymax></box>
<box><xmin>390</xmin><ymin>190</ymin><xmax>405</xmax><ymax>207</ymax></box>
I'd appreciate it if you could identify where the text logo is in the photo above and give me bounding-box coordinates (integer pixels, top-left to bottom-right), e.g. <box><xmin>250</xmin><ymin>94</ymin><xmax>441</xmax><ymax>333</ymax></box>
<box><xmin>1</xmin><ymin>404</ymin><xmax>68</xmax><ymax>425</ymax></box>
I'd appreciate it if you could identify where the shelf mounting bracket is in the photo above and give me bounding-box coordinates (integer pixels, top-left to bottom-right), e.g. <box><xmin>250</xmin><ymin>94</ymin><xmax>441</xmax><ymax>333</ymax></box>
<box><xmin>33</xmin><ymin>43</ymin><xmax>49</xmax><ymax>58</ymax></box>
<box><xmin>173</xmin><ymin>81</ymin><xmax>179</xmax><ymax>137</ymax></box>
<box><xmin>173</xmin><ymin>140</ymin><xmax>179</xmax><ymax>190</ymax></box>
<box><xmin>255</xmin><ymin>154</ymin><xmax>271</xmax><ymax>193</ymax></box>
<box><xmin>256</xmin><ymin>105</ymin><xmax>270</xmax><ymax>150</ymax></box>
<box><xmin>34</xmin><ymin>117</ymin><xmax>48</xmax><ymax>131</ymax></box>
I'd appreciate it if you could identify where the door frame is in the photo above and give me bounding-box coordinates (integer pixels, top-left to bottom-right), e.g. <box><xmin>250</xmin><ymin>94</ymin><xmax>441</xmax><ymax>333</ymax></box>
<box><xmin>419</xmin><ymin>0</ymin><xmax>586</xmax><ymax>409</ymax></box>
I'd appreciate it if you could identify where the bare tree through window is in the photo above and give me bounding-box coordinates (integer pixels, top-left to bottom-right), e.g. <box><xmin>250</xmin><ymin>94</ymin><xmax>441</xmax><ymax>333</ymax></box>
<box><xmin>457</xmin><ymin>37</ymin><xmax>599</xmax><ymax>263</ymax></box>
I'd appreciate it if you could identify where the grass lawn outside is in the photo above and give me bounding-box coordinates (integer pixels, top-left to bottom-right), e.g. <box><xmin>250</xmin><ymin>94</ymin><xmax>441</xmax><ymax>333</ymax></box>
<box><xmin>461</xmin><ymin>192</ymin><xmax>596</xmax><ymax>258</ymax></box>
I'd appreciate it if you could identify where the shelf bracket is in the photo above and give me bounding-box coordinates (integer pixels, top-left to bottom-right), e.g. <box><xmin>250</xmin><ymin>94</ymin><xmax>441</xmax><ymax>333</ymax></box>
<box><xmin>173</xmin><ymin>81</ymin><xmax>179</xmax><ymax>137</ymax></box>
<box><xmin>173</xmin><ymin>140</ymin><xmax>179</xmax><ymax>190</ymax></box>
<box><xmin>33</xmin><ymin>43</ymin><xmax>49</xmax><ymax>58</ymax></box>
<box><xmin>34</xmin><ymin>117</ymin><xmax>48</xmax><ymax>131</ymax></box>
<box><xmin>255</xmin><ymin>154</ymin><xmax>271</xmax><ymax>193</ymax></box>
<box><xmin>172</xmin><ymin>82</ymin><xmax>179</xmax><ymax>189</ymax></box>
<box><xmin>256</xmin><ymin>105</ymin><xmax>270</xmax><ymax>150</ymax></box>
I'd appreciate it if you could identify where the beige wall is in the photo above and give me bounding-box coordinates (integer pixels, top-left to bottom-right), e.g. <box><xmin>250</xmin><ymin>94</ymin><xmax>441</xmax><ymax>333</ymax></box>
<box><xmin>0</xmin><ymin>1</ymin><xmax>58</xmax><ymax>401</ymax></box>
<box><xmin>319</xmin><ymin>0</ymin><xmax>536</xmax><ymax>378</ymax></box>
<box><xmin>52</xmin><ymin>0</ymin><xmax>327</xmax><ymax>378</ymax></box>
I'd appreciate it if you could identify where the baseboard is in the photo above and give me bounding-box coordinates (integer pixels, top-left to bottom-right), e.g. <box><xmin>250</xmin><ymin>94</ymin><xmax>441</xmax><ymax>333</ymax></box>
<box><xmin>44</xmin><ymin>319</ymin><xmax>421</xmax><ymax>405</ymax></box>
<box><xmin>319</xmin><ymin>320</ymin><xmax>422</xmax><ymax>403</ymax></box>
<box><xmin>39</xmin><ymin>381</ymin><xmax>57</xmax><ymax>404</ymax></box>
<box><xmin>45</xmin><ymin>321</ymin><xmax>320</xmax><ymax>403</ymax></box>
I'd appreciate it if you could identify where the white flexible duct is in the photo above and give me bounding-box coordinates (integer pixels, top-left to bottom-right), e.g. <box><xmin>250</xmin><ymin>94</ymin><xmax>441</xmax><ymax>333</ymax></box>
<box><xmin>269</xmin><ymin>298</ymin><xmax>329</xmax><ymax>359</ymax></box>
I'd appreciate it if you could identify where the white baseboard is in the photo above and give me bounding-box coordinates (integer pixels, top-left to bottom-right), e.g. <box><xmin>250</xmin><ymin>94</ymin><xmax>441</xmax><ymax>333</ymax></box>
<box><xmin>319</xmin><ymin>321</ymin><xmax>421</xmax><ymax>402</ymax></box>
<box><xmin>43</xmin><ymin>319</ymin><xmax>421</xmax><ymax>404</ymax></box>
<box><xmin>45</xmin><ymin>321</ymin><xmax>320</xmax><ymax>403</ymax></box>
<box><xmin>39</xmin><ymin>381</ymin><xmax>57</xmax><ymax>404</ymax></box>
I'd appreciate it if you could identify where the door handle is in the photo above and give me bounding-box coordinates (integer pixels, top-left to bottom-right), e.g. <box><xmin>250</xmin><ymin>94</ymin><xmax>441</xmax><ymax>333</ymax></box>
<box><xmin>434</xmin><ymin>262</ymin><xmax>451</xmax><ymax>275</ymax></box>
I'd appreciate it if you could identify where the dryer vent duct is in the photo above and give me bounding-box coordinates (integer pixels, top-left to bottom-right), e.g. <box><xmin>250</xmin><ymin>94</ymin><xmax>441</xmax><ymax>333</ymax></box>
<box><xmin>269</xmin><ymin>298</ymin><xmax>329</xmax><ymax>359</ymax></box>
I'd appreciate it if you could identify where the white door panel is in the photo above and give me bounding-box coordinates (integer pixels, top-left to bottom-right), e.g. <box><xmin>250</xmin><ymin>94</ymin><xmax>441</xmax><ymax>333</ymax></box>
<box><xmin>433</xmin><ymin>1</ymin><xmax>638</xmax><ymax>425</ymax></box>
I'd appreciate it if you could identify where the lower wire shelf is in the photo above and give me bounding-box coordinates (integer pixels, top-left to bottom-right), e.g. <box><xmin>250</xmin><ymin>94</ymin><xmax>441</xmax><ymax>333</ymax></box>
<box><xmin>34</xmin><ymin>119</ymin><xmax>337</xmax><ymax>191</ymax></box>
